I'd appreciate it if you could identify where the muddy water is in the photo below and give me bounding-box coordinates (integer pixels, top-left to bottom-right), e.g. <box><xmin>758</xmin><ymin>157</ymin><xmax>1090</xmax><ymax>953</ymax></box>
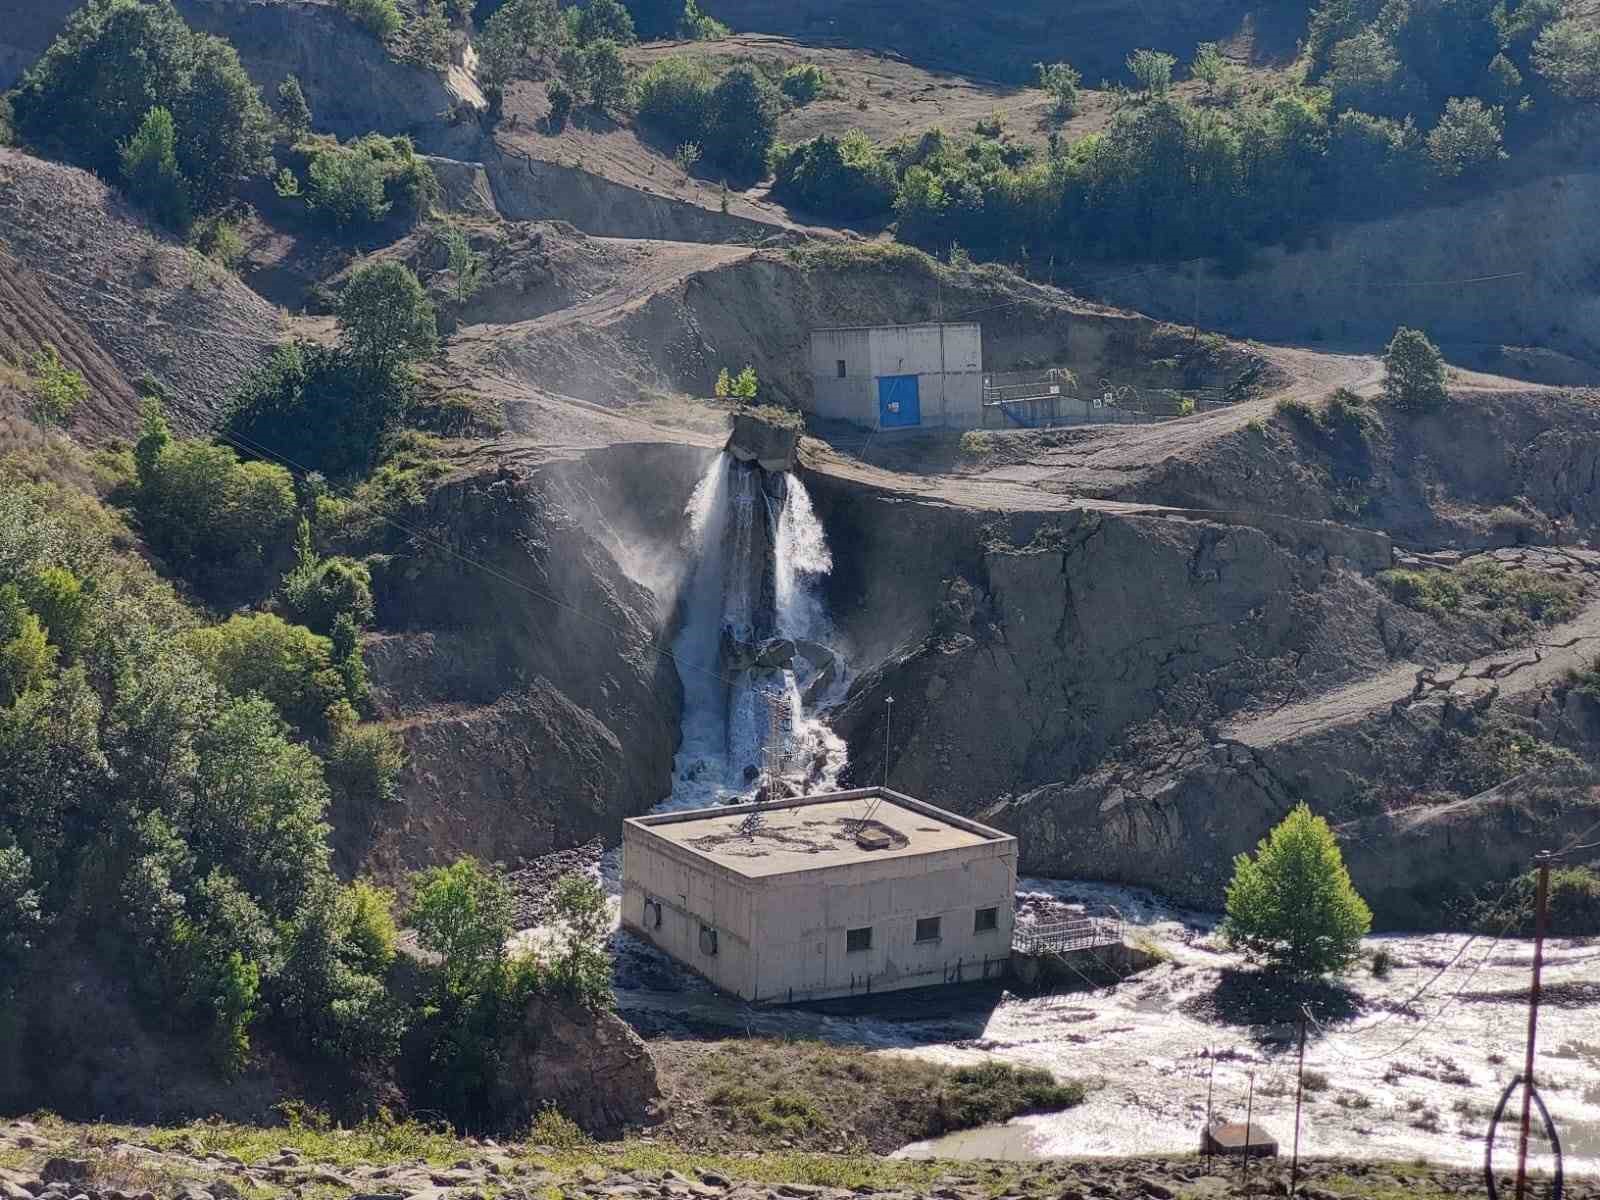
<box><xmin>610</xmin><ymin>878</ymin><xmax>1599</xmax><ymax>1176</ymax></box>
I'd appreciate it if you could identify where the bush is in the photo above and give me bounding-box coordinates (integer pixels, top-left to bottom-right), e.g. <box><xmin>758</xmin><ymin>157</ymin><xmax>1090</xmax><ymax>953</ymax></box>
<box><xmin>121</xmin><ymin>106</ymin><xmax>191</xmax><ymax>230</ymax></box>
<box><xmin>1382</xmin><ymin>326</ymin><xmax>1448</xmax><ymax>411</ymax></box>
<box><xmin>325</xmin><ymin>714</ymin><xmax>406</xmax><ymax>810</ymax></box>
<box><xmin>281</xmin><ymin>522</ymin><xmax>376</xmax><ymax>635</ymax></box>
<box><xmin>1222</xmin><ymin>802</ymin><xmax>1372</xmax><ymax>977</ymax></box>
<box><xmin>193</xmin><ymin>215</ymin><xmax>246</xmax><ymax>269</ymax></box>
<box><xmin>635</xmin><ymin>56</ymin><xmax>716</xmax><ymax>143</ymax></box>
<box><xmin>13</xmin><ymin>0</ymin><xmax>272</xmax><ymax>219</ymax></box>
<box><xmin>578</xmin><ymin>38</ymin><xmax>632</xmax><ymax>113</ymax></box>
<box><xmin>1126</xmin><ymin>48</ymin><xmax>1175</xmax><ymax>95</ymax></box>
<box><xmin>1426</xmin><ymin>97</ymin><xmax>1504</xmax><ymax>179</ymax></box>
<box><xmin>297</xmin><ymin>134</ymin><xmax>438</xmax><ymax>231</ymax></box>
<box><xmin>547</xmin><ymin>78</ymin><xmax>574</xmax><ymax>126</ymax></box>
<box><xmin>225</xmin><ymin>340</ymin><xmax>413</xmax><ymax>480</ymax></box>
<box><xmin>780</xmin><ymin>63</ymin><xmax>827</xmax><ymax>105</ymax></box>
<box><xmin>336</xmin><ymin>0</ymin><xmax>403</xmax><ymax>39</ymax></box>
<box><xmin>277</xmin><ymin>75</ymin><xmax>312</xmax><ymax>140</ymax></box>
<box><xmin>936</xmin><ymin>1062</ymin><xmax>1085</xmax><ymax>1131</ymax></box>
<box><xmin>187</xmin><ymin>612</ymin><xmax>355</xmax><ymax>735</ymax></box>
<box><xmin>24</xmin><ymin>345</ymin><xmax>87</xmax><ymax>429</ymax></box>
<box><xmin>771</xmin><ymin>130</ymin><xmax>897</xmax><ymax>219</ymax></box>
<box><xmin>574</xmin><ymin>0</ymin><xmax>635</xmax><ymax>46</ymax></box>
<box><xmin>706</xmin><ymin>64</ymin><xmax>780</xmax><ymax>182</ymax></box>
<box><xmin>339</xmin><ymin>261</ymin><xmax>439</xmax><ymax>381</ymax></box>
<box><xmin>546</xmin><ymin>873</ymin><xmax>613</xmax><ymax>1005</ymax></box>
<box><xmin>1533</xmin><ymin>18</ymin><xmax>1600</xmax><ymax>100</ymax></box>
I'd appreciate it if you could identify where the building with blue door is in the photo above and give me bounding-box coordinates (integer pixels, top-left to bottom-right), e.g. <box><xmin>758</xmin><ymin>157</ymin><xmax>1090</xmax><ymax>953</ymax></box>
<box><xmin>808</xmin><ymin>322</ymin><xmax>983</xmax><ymax>431</ymax></box>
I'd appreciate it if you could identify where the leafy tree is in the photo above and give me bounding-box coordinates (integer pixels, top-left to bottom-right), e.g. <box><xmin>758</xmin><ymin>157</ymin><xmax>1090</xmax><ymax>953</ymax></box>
<box><xmin>0</xmin><ymin>586</ymin><xmax>54</xmax><ymax>706</ymax></box>
<box><xmin>575</xmin><ymin>0</ymin><xmax>636</xmax><ymax>46</ymax></box>
<box><xmin>0</xmin><ymin>846</ymin><xmax>44</xmax><ymax>988</ymax></box>
<box><xmin>478</xmin><ymin>0</ymin><xmax>566</xmax><ymax>100</ymax></box>
<box><xmin>1324</xmin><ymin>28</ymin><xmax>1407</xmax><ymax>115</ymax></box>
<box><xmin>580</xmin><ymin>39</ymin><xmax>632</xmax><ymax>113</ymax></box>
<box><xmin>277</xmin><ymin>74</ymin><xmax>313</xmax><ymax>140</ymax></box>
<box><xmin>1426</xmin><ymin>96</ymin><xmax>1504</xmax><ymax>179</ymax></box>
<box><xmin>1126</xmin><ymin>48</ymin><xmax>1176</xmax><ymax>96</ymax></box>
<box><xmin>23</xmin><ymin>567</ymin><xmax>92</xmax><ymax>659</ymax></box>
<box><xmin>325</xmin><ymin>713</ymin><xmax>405</xmax><ymax>810</ymax></box>
<box><xmin>547</xmin><ymin>79</ymin><xmax>575</xmax><ymax>126</ymax></box>
<box><xmin>1533</xmin><ymin>17</ymin><xmax>1600</xmax><ymax>100</ymax></box>
<box><xmin>12</xmin><ymin>0</ymin><xmax>271</xmax><ymax>218</ymax></box>
<box><xmin>1222</xmin><ymin>802</ymin><xmax>1372</xmax><ymax>977</ymax></box>
<box><xmin>408</xmin><ymin>858</ymin><xmax>513</xmax><ymax>995</ymax></box>
<box><xmin>296</xmin><ymin>134</ymin><xmax>438</xmax><ymax>231</ymax></box>
<box><xmin>705</xmin><ymin>64</ymin><xmax>780</xmax><ymax>182</ymax></box>
<box><xmin>547</xmin><ymin>873</ymin><xmax>613</xmax><ymax>1005</ymax></box>
<box><xmin>1382</xmin><ymin>326</ymin><xmax>1448</xmax><ymax>412</ymax></box>
<box><xmin>441</xmin><ymin>225</ymin><xmax>487</xmax><ymax>303</ymax></box>
<box><xmin>337</xmin><ymin>0</ymin><xmax>403</xmax><ymax>39</ymax></box>
<box><xmin>731</xmin><ymin>365</ymin><xmax>759</xmax><ymax>401</ymax></box>
<box><xmin>1036</xmin><ymin>61</ymin><xmax>1081</xmax><ymax>116</ymax></box>
<box><xmin>338</xmin><ymin>262</ymin><xmax>439</xmax><ymax>382</ymax></box>
<box><xmin>1189</xmin><ymin>43</ymin><xmax>1226</xmax><ymax>97</ymax></box>
<box><xmin>24</xmin><ymin>345</ymin><xmax>88</xmax><ymax>429</ymax></box>
<box><xmin>120</xmin><ymin>107</ymin><xmax>191</xmax><ymax>230</ymax></box>
<box><xmin>771</xmin><ymin>130</ymin><xmax>896</xmax><ymax>218</ymax></box>
<box><xmin>281</xmin><ymin>532</ymin><xmax>375</xmax><ymax>637</ymax></box>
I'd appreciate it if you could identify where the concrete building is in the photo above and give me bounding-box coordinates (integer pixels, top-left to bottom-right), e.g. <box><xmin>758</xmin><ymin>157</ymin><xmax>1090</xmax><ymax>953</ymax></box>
<box><xmin>808</xmin><ymin>323</ymin><xmax>983</xmax><ymax>431</ymax></box>
<box><xmin>621</xmin><ymin>788</ymin><xmax>1017</xmax><ymax>1004</ymax></box>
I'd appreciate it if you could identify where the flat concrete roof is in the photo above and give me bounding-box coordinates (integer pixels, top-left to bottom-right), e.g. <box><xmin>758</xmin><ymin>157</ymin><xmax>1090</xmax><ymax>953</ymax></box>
<box><xmin>810</xmin><ymin>321</ymin><xmax>982</xmax><ymax>335</ymax></box>
<box><xmin>625</xmin><ymin>788</ymin><xmax>1012</xmax><ymax>880</ymax></box>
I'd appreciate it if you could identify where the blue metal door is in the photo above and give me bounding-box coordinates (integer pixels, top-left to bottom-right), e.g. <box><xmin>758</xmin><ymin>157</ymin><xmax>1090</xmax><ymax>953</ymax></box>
<box><xmin>877</xmin><ymin>375</ymin><xmax>921</xmax><ymax>428</ymax></box>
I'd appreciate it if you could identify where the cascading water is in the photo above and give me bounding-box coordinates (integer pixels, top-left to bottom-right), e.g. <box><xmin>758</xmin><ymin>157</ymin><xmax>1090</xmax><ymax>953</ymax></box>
<box><xmin>665</xmin><ymin>452</ymin><xmax>848</xmax><ymax>811</ymax></box>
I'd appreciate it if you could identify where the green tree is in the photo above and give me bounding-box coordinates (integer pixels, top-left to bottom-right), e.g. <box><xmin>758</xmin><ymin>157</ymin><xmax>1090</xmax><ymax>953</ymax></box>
<box><xmin>441</xmin><ymin>224</ymin><xmax>486</xmax><ymax>303</ymax></box>
<box><xmin>781</xmin><ymin>63</ymin><xmax>828</xmax><ymax>106</ymax></box>
<box><xmin>705</xmin><ymin>64</ymin><xmax>780</xmax><ymax>182</ymax></box>
<box><xmin>1126</xmin><ymin>48</ymin><xmax>1176</xmax><ymax>96</ymax></box>
<box><xmin>0</xmin><ymin>846</ymin><xmax>44</xmax><ymax>988</ymax></box>
<box><xmin>731</xmin><ymin>365</ymin><xmax>759</xmax><ymax>401</ymax></box>
<box><xmin>581</xmin><ymin>39</ymin><xmax>632</xmax><ymax>113</ymax></box>
<box><xmin>1426</xmin><ymin>96</ymin><xmax>1504</xmax><ymax>179</ymax></box>
<box><xmin>24</xmin><ymin>345</ymin><xmax>88</xmax><ymax>428</ymax></box>
<box><xmin>337</xmin><ymin>0</ymin><xmax>403</xmax><ymax>39</ymax></box>
<box><xmin>306</xmin><ymin>145</ymin><xmax>391</xmax><ymax>227</ymax></box>
<box><xmin>635</xmin><ymin>56</ymin><xmax>716</xmax><ymax>143</ymax></box>
<box><xmin>121</xmin><ymin>107</ymin><xmax>192</xmax><ymax>230</ymax></box>
<box><xmin>24</xmin><ymin>567</ymin><xmax>92</xmax><ymax>658</ymax></box>
<box><xmin>408</xmin><ymin>858</ymin><xmax>513</xmax><ymax>995</ymax></box>
<box><xmin>575</xmin><ymin>0</ymin><xmax>636</xmax><ymax>45</ymax></box>
<box><xmin>1382</xmin><ymin>326</ymin><xmax>1449</xmax><ymax>412</ymax></box>
<box><xmin>172</xmin><ymin>34</ymin><xmax>275</xmax><ymax>215</ymax></box>
<box><xmin>1533</xmin><ymin>17</ymin><xmax>1600</xmax><ymax>100</ymax></box>
<box><xmin>187</xmin><ymin>613</ymin><xmax>351</xmax><ymax>735</ymax></box>
<box><xmin>1325</xmin><ymin>28</ymin><xmax>1405</xmax><ymax>114</ymax></box>
<box><xmin>1189</xmin><ymin>42</ymin><xmax>1225</xmax><ymax>97</ymax></box>
<box><xmin>0</xmin><ymin>586</ymin><xmax>55</xmax><ymax>706</ymax></box>
<box><xmin>277</xmin><ymin>74</ymin><xmax>313</xmax><ymax>140</ymax></box>
<box><xmin>547</xmin><ymin>873</ymin><xmax>613</xmax><ymax>1005</ymax></box>
<box><xmin>623</xmin><ymin>0</ymin><xmax>685</xmax><ymax>39</ymax></box>
<box><xmin>338</xmin><ymin>262</ymin><xmax>439</xmax><ymax>381</ymax></box>
<box><xmin>1222</xmin><ymin>802</ymin><xmax>1372</xmax><ymax>977</ymax></box>
<box><xmin>1036</xmin><ymin>61</ymin><xmax>1081</xmax><ymax>116</ymax></box>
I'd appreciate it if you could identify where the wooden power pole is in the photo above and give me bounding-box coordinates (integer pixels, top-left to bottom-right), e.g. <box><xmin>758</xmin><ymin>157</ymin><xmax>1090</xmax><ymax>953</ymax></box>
<box><xmin>1514</xmin><ymin>852</ymin><xmax>1553</xmax><ymax>1200</ymax></box>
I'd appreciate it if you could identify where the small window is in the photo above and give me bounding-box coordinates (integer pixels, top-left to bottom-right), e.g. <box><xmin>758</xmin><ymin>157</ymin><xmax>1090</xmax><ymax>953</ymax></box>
<box><xmin>699</xmin><ymin>924</ymin><xmax>719</xmax><ymax>956</ymax></box>
<box><xmin>836</xmin><ymin>359</ymin><xmax>848</xmax><ymax>378</ymax></box>
<box><xmin>846</xmin><ymin>926</ymin><xmax>872</xmax><ymax>953</ymax></box>
<box><xmin>915</xmin><ymin>916</ymin><xmax>942</xmax><ymax>943</ymax></box>
<box><xmin>974</xmin><ymin>907</ymin><xmax>999</xmax><ymax>934</ymax></box>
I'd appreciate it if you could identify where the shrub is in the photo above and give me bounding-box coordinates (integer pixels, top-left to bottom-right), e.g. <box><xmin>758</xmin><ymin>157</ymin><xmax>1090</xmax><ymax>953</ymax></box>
<box><xmin>1126</xmin><ymin>48</ymin><xmax>1175</xmax><ymax>95</ymax></box>
<box><xmin>1533</xmin><ymin>17</ymin><xmax>1600</xmax><ymax>100</ymax></box>
<box><xmin>325</xmin><ymin>714</ymin><xmax>406</xmax><ymax>810</ymax></box>
<box><xmin>546</xmin><ymin>872</ymin><xmax>613</xmax><ymax>1006</ymax></box>
<box><xmin>771</xmin><ymin>130</ymin><xmax>896</xmax><ymax>219</ymax></box>
<box><xmin>1189</xmin><ymin>42</ymin><xmax>1226</xmax><ymax>97</ymax></box>
<box><xmin>636</xmin><ymin>56</ymin><xmax>716</xmax><ymax>143</ymax></box>
<box><xmin>187</xmin><ymin>612</ymin><xmax>353</xmax><ymax>735</ymax></box>
<box><xmin>337</xmin><ymin>0</ymin><xmax>403</xmax><ymax>39</ymax></box>
<box><xmin>277</xmin><ymin>75</ymin><xmax>312</xmax><ymax>140</ymax></box>
<box><xmin>1222</xmin><ymin>802</ymin><xmax>1372</xmax><ymax>977</ymax></box>
<box><xmin>439</xmin><ymin>224</ymin><xmax>486</xmax><ymax>303</ymax></box>
<box><xmin>1036</xmin><ymin>61</ymin><xmax>1081</xmax><ymax>116</ymax></box>
<box><xmin>24</xmin><ymin>345</ymin><xmax>87</xmax><ymax>429</ymax></box>
<box><xmin>579</xmin><ymin>38</ymin><xmax>632</xmax><ymax>112</ymax></box>
<box><xmin>281</xmin><ymin>521</ymin><xmax>376</xmax><ymax>634</ymax></box>
<box><xmin>1370</xmin><ymin>945</ymin><xmax>1394</xmax><ymax>978</ymax></box>
<box><xmin>1382</xmin><ymin>326</ymin><xmax>1448</xmax><ymax>412</ymax></box>
<box><xmin>193</xmin><ymin>215</ymin><xmax>246</xmax><ymax>269</ymax></box>
<box><xmin>297</xmin><ymin>134</ymin><xmax>438</xmax><ymax>231</ymax></box>
<box><xmin>226</xmin><ymin>340</ymin><xmax>413</xmax><ymax>480</ymax></box>
<box><xmin>13</xmin><ymin>0</ymin><xmax>272</xmax><ymax>218</ymax></box>
<box><xmin>574</xmin><ymin>0</ymin><xmax>635</xmax><ymax>46</ymax></box>
<box><xmin>706</xmin><ymin>64</ymin><xmax>780</xmax><ymax>182</ymax></box>
<box><xmin>780</xmin><ymin>63</ymin><xmax>827</xmax><ymax>105</ymax></box>
<box><xmin>959</xmin><ymin>430</ymin><xmax>995</xmax><ymax>458</ymax></box>
<box><xmin>0</xmin><ymin>585</ymin><xmax>54</xmax><ymax>706</ymax></box>
<box><xmin>936</xmin><ymin>1062</ymin><xmax>1085</xmax><ymax>1130</ymax></box>
<box><xmin>547</xmin><ymin>79</ymin><xmax>574</xmax><ymax>126</ymax></box>
<box><xmin>121</xmin><ymin>106</ymin><xmax>191</xmax><ymax>229</ymax></box>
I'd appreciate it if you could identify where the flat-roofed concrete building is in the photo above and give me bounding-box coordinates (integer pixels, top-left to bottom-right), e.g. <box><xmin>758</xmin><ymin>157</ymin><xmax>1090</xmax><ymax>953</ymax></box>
<box><xmin>808</xmin><ymin>323</ymin><xmax>983</xmax><ymax>431</ymax></box>
<box><xmin>621</xmin><ymin>788</ymin><xmax>1017</xmax><ymax>1004</ymax></box>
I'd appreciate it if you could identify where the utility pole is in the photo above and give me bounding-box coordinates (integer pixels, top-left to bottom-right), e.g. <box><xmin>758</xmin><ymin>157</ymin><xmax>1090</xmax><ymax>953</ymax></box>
<box><xmin>882</xmin><ymin>695</ymin><xmax>895</xmax><ymax>787</ymax></box>
<box><xmin>1515</xmin><ymin>852</ymin><xmax>1553</xmax><ymax>1200</ymax></box>
<box><xmin>1291</xmin><ymin>1010</ymin><xmax>1308</xmax><ymax>1197</ymax></box>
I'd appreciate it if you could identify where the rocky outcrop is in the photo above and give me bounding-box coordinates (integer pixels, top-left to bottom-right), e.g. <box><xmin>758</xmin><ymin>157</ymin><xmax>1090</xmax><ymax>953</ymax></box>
<box><xmin>726</xmin><ymin>410</ymin><xmax>801</xmax><ymax>472</ymax></box>
<box><xmin>492</xmin><ymin>997</ymin><xmax>660</xmax><ymax>1136</ymax></box>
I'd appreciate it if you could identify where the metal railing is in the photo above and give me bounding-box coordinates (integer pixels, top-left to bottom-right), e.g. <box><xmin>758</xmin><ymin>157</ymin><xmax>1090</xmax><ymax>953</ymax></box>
<box><xmin>1013</xmin><ymin>909</ymin><xmax>1125</xmax><ymax>955</ymax></box>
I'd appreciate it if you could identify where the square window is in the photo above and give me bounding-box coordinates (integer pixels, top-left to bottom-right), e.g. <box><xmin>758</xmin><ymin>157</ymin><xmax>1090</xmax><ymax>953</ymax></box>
<box><xmin>837</xmin><ymin>359</ymin><xmax>848</xmax><ymax>378</ymax></box>
<box><xmin>974</xmin><ymin>907</ymin><xmax>999</xmax><ymax>934</ymax></box>
<box><xmin>915</xmin><ymin>916</ymin><xmax>942</xmax><ymax>943</ymax></box>
<box><xmin>846</xmin><ymin>926</ymin><xmax>872</xmax><ymax>953</ymax></box>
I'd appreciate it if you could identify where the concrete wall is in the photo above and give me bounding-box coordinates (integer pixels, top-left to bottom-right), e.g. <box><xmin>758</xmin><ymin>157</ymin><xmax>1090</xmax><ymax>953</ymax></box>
<box><xmin>621</xmin><ymin>826</ymin><xmax>759</xmax><ymax>999</ymax></box>
<box><xmin>748</xmin><ymin>842</ymin><xmax>1016</xmax><ymax>1003</ymax></box>
<box><xmin>808</xmin><ymin>324</ymin><xmax>984</xmax><ymax>430</ymax></box>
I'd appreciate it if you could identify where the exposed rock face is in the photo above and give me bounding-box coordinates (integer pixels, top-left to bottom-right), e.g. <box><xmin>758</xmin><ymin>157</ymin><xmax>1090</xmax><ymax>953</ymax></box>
<box><xmin>492</xmin><ymin>997</ymin><xmax>660</xmax><ymax>1136</ymax></box>
<box><xmin>726</xmin><ymin>410</ymin><xmax>800</xmax><ymax>472</ymax></box>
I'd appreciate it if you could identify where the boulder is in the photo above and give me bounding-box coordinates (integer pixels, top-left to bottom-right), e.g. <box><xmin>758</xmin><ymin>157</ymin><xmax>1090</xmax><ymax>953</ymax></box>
<box><xmin>491</xmin><ymin>996</ymin><xmax>660</xmax><ymax>1136</ymax></box>
<box><xmin>726</xmin><ymin>411</ymin><xmax>800</xmax><ymax>473</ymax></box>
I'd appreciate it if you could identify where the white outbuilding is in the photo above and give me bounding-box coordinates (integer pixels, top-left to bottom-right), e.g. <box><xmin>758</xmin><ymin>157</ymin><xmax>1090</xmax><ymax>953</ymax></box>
<box><xmin>807</xmin><ymin>323</ymin><xmax>984</xmax><ymax>431</ymax></box>
<box><xmin>621</xmin><ymin>788</ymin><xmax>1017</xmax><ymax>1004</ymax></box>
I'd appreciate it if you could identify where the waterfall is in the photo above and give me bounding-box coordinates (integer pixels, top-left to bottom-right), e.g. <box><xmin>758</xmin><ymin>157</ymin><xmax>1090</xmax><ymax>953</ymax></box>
<box><xmin>663</xmin><ymin>452</ymin><xmax>848</xmax><ymax>812</ymax></box>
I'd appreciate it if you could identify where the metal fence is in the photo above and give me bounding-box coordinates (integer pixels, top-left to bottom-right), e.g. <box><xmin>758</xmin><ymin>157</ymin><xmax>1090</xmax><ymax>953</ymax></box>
<box><xmin>1013</xmin><ymin>910</ymin><xmax>1125</xmax><ymax>955</ymax></box>
<box><xmin>981</xmin><ymin>373</ymin><xmax>1232</xmax><ymax>430</ymax></box>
